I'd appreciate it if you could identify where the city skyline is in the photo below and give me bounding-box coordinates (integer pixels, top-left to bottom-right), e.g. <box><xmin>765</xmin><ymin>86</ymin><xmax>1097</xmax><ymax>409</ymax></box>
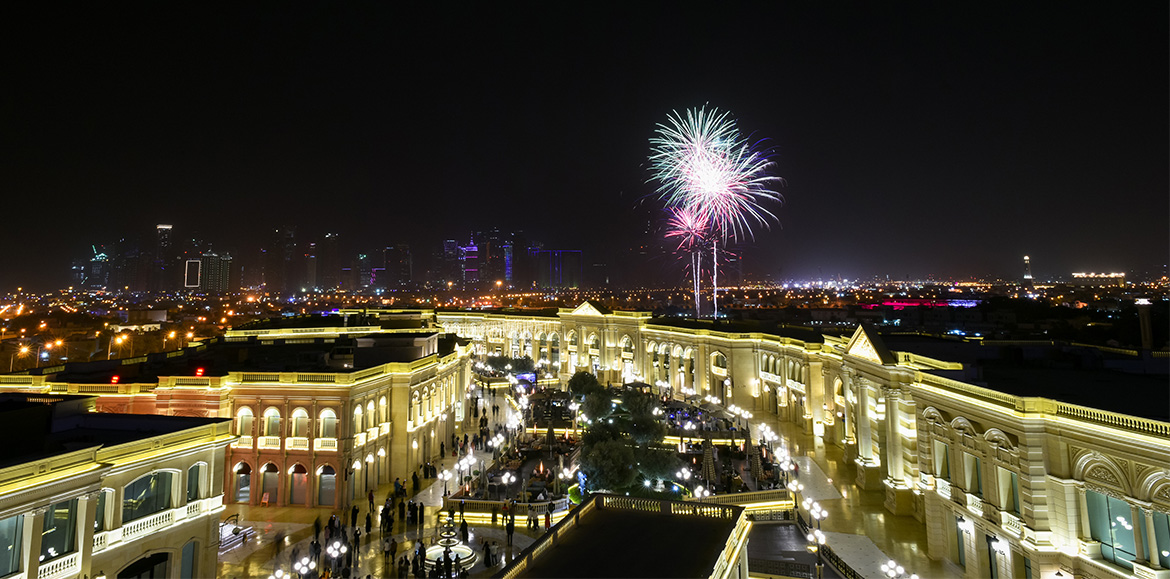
<box><xmin>2</xmin><ymin>4</ymin><xmax>1166</xmax><ymax>290</ymax></box>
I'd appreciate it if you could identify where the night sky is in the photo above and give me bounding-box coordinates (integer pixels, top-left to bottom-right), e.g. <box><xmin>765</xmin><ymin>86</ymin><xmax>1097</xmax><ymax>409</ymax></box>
<box><xmin>2</xmin><ymin>3</ymin><xmax>1166</xmax><ymax>290</ymax></box>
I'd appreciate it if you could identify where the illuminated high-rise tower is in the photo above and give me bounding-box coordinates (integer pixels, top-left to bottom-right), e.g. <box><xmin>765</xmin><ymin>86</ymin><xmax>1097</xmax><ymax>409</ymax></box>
<box><xmin>1022</xmin><ymin>255</ymin><xmax>1034</xmax><ymax>288</ymax></box>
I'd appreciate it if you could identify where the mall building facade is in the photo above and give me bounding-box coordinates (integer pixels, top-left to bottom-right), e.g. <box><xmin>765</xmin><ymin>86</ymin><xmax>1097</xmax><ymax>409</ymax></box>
<box><xmin>436</xmin><ymin>303</ymin><xmax>1170</xmax><ymax>579</ymax></box>
<box><xmin>0</xmin><ymin>394</ymin><xmax>231</xmax><ymax>579</ymax></box>
<box><xmin>0</xmin><ymin>319</ymin><xmax>474</xmax><ymax>512</ymax></box>
<box><xmin>1</xmin><ymin>304</ymin><xmax>1166</xmax><ymax>579</ymax></box>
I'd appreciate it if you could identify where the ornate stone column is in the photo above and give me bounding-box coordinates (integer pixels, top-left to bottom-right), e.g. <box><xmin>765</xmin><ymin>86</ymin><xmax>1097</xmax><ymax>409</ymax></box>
<box><xmin>1076</xmin><ymin>485</ymin><xmax>1091</xmax><ymax>541</ymax></box>
<box><xmin>1144</xmin><ymin>506</ymin><xmax>1162</xmax><ymax>568</ymax></box>
<box><xmin>1130</xmin><ymin>503</ymin><xmax>1147</xmax><ymax>565</ymax></box>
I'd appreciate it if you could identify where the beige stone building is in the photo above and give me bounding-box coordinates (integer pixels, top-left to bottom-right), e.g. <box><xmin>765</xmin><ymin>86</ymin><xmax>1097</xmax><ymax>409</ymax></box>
<box><xmin>436</xmin><ymin>304</ymin><xmax>1170</xmax><ymax>579</ymax></box>
<box><xmin>0</xmin><ymin>393</ymin><xmax>231</xmax><ymax>579</ymax></box>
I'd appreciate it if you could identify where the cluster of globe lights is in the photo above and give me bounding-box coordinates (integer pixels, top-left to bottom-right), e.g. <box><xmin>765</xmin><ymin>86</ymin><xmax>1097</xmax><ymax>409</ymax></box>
<box><xmin>291</xmin><ymin>556</ymin><xmax>317</xmax><ymax>577</ymax></box>
<box><xmin>727</xmin><ymin>404</ymin><xmax>752</xmax><ymax>420</ymax></box>
<box><xmin>879</xmin><ymin>559</ymin><xmax>918</xmax><ymax>579</ymax></box>
<box><xmin>325</xmin><ymin>541</ymin><xmax>348</xmax><ymax>567</ymax></box>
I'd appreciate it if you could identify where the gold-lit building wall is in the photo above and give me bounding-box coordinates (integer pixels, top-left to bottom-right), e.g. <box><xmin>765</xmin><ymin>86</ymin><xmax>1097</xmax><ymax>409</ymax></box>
<box><xmin>435</xmin><ymin>305</ymin><xmax>1170</xmax><ymax>579</ymax></box>
<box><xmin>0</xmin><ymin>414</ymin><xmax>232</xmax><ymax>579</ymax></box>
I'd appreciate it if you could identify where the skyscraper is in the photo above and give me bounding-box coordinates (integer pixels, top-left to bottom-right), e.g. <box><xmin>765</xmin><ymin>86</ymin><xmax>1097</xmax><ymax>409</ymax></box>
<box><xmin>154</xmin><ymin>224</ymin><xmax>173</xmax><ymax>291</ymax></box>
<box><xmin>319</xmin><ymin>233</ymin><xmax>341</xmax><ymax>291</ymax></box>
<box><xmin>383</xmin><ymin>245</ymin><xmax>412</xmax><ymax>287</ymax></box>
<box><xmin>200</xmin><ymin>252</ymin><xmax>233</xmax><ymax>292</ymax></box>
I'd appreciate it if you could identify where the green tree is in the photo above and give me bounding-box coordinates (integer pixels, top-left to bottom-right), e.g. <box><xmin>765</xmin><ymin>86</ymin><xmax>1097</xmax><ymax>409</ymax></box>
<box><xmin>628</xmin><ymin>414</ymin><xmax>667</xmax><ymax>446</ymax></box>
<box><xmin>580</xmin><ymin>439</ymin><xmax>637</xmax><ymax>491</ymax></box>
<box><xmin>568</xmin><ymin>371</ymin><xmax>603</xmax><ymax>397</ymax></box>
<box><xmin>582</xmin><ymin>391</ymin><xmax>613</xmax><ymax>422</ymax></box>
<box><xmin>634</xmin><ymin>446</ymin><xmax>685</xmax><ymax>481</ymax></box>
<box><xmin>580</xmin><ymin>420</ymin><xmax>621</xmax><ymax>452</ymax></box>
<box><xmin>622</xmin><ymin>389</ymin><xmax>657</xmax><ymax>416</ymax></box>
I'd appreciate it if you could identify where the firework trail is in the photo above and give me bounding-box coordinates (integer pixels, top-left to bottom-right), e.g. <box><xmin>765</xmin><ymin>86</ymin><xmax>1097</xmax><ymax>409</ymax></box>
<box><xmin>665</xmin><ymin>207</ymin><xmax>709</xmax><ymax>317</ymax></box>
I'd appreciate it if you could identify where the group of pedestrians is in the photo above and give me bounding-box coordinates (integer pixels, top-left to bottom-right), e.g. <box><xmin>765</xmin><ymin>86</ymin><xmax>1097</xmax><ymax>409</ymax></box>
<box><xmin>272</xmin><ymin>384</ymin><xmax>531</xmax><ymax>578</ymax></box>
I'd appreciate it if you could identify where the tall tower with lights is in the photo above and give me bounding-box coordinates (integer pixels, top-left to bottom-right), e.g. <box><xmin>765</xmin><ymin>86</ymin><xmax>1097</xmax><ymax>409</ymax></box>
<box><xmin>1022</xmin><ymin>255</ymin><xmax>1034</xmax><ymax>288</ymax></box>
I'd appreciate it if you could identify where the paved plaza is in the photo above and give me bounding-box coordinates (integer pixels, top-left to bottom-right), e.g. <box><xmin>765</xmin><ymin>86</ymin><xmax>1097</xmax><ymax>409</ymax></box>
<box><xmin>217</xmin><ymin>387</ymin><xmax>960</xmax><ymax>578</ymax></box>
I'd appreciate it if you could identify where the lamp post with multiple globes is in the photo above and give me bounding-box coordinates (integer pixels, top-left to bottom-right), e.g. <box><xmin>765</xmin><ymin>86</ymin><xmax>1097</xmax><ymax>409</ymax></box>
<box><xmin>879</xmin><ymin>559</ymin><xmax>918</xmax><ymax>579</ymax></box>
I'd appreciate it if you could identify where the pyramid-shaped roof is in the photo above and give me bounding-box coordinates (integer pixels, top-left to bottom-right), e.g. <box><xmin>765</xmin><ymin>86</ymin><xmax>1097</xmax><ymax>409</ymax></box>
<box><xmin>843</xmin><ymin>323</ymin><xmax>897</xmax><ymax>365</ymax></box>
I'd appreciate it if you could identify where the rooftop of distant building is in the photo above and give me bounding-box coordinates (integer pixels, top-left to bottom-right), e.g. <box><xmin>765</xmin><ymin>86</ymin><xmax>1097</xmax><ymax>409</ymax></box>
<box><xmin>0</xmin><ymin>393</ymin><xmax>227</xmax><ymax>468</ymax></box>
<box><xmin>500</xmin><ymin>494</ymin><xmax>746</xmax><ymax>579</ymax></box>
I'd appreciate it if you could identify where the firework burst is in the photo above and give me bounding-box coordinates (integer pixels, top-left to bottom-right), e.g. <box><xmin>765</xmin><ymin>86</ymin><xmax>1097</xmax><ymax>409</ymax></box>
<box><xmin>649</xmin><ymin>106</ymin><xmax>782</xmax><ymax>243</ymax></box>
<box><xmin>649</xmin><ymin>105</ymin><xmax>783</xmax><ymax>316</ymax></box>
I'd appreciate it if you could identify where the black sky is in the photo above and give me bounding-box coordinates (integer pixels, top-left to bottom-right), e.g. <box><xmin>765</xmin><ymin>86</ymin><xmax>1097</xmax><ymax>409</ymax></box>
<box><xmin>2</xmin><ymin>3</ymin><xmax>1166</xmax><ymax>290</ymax></box>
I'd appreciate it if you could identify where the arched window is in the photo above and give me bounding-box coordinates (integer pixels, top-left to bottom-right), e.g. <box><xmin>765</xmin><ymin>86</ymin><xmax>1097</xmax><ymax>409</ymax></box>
<box><xmin>260</xmin><ymin>463</ymin><xmax>279</xmax><ymax>503</ymax></box>
<box><xmin>549</xmin><ymin>333</ymin><xmax>560</xmax><ymax>364</ymax></box>
<box><xmin>262</xmin><ymin>408</ymin><xmax>281</xmax><ymax>437</ymax></box>
<box><xmin>379</xmin><ymin>396</ymin><xmax>388</xmax><ymax>424</ymax></box>
<box><xmin>712</xmin><ymin>352</ymin><xmax>728</xmax><ymax>370</ymax></box>
<box><xmin>236</xmin><ymin>407</ymin><xmax>253</xmax><ymax>437</ymax></box>
<box><xmin>187</xmin><ymin>463</ymin><xmax>204</xmax><ymax>502</ymax></box>
<box><xmin>620</xmin><ymin>335</ymin><xmax>633</xmax><ymax>355</ymax></box>
<box><xmin>289</xmin><ymin>464</ymin><xmax>309</xmax><ymax>505</ymax></box>
<box><xmin>290</xmin><ymin>408</ymin><xmax>309</xmax><ymax>437</ymax></box>
<box><xmin>319</xmin><ymin>409</ymin><xmax>338</xmax><ymax>438</ymax></box>
<box><xmin>93</xmin><ymin>489</ymin><xmax>113</xmax><ymax>533</ymax></box>
<box><xmin>353</xmin><ymin>405</ymin><xmax>364</xmax><ymax>433</ymax></box>
<box><xmin>568</xmin><ymin>332</ymin><xmax>577</xmax><ymax>348</ymax></box>
<box><xmin>588</xmin><ymin>334</ymin><xmax>599</xmax><ymax>350</ymax></box>
<box><xmin>234</xmin><ymin>463</ymin><xmax>251</xmax><ymax>503</ymax></box>
<box><xmin>40</xmin><ymin>498</ymin><xmax>78</xmax><ymax>564</ymax></box>
<box><xmin>123</xmin><ymin>471</ymin><xmax>175</xmax><ymax>523</ymax></box>
<box><xmin>317</xmin><ymin>465</ymin><xmax>337</xmax><ymax>506</ymax></box>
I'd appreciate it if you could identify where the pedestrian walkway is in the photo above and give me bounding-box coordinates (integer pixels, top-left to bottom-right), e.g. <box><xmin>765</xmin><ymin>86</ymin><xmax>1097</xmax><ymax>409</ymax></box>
<box><xmin>751</xmin><ymin>414</ymin><xmax>960</xmax><ymax>579</ymax></box>
<box><xmin>217</xmin><ymin>388</ymin><xmax>540</xmax><ymax>578</ymax></box>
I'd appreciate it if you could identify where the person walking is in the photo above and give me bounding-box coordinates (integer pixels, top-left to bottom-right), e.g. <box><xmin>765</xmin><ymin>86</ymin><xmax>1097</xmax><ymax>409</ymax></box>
<box><xmin>365</xmin><ymin>512</ymin><xmax>372</xmax><ymax>535</ymax></box>
<box><xmin>412</xmin><ymin>471</ymin><xmax>420</xmax><ymax>493</ymax></box>
<box><xmin>383</xmin><ymin>535</ymin><xmax>392</xmax><ymax>563</ymax></box>
<box><xmin>459</xmin><ymin>519</ymin><xmax>469</xmax><ymax>544</ymax></box>
<box><xmin>368</xmin><ymin>490</ymin><xmax>375</xmax><ymax>513</ymax></box>
<box><xmin>505</xmin><ymin>516</ymin><xmax>514</xmax><ymax>546</ymax></box>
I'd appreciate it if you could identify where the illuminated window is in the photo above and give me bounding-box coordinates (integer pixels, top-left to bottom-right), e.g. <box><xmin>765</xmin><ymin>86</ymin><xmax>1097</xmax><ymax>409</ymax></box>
<box><xmin>319</xmin><ymin>409</ymin><xmax>337</xmax><ymax>438</ymax></box>
<box><xmin>123</xmin><ymin>472</ymin><xmax>173</xmax><ymax>523</ymax></box>
<box><xmin>291</xmin><ymin>408</ymin><xmax>309</xmax><ymax>437</ymax></box>
<box><xmin>236</xmin><ymin>407</ymin><xmax>253</xmax><ymax>436</ymax></box>
<box><xmin>40</xmin><ymin>499</ymin><xmax>77</xmax><ymax>563</ymax></box>
<box><xmin>963</xmin><ymin>452</ymin><xmax>982</xmax><ymax>496</ymax></box>
<box><xmin>262</xmin><ymin>408</ymin><xmax>281</xmax><ymax>437</ymax></box>
<box><xmin>933</xmin><ymin>440</ymin><xmax>950</xmax><ymax>479</ymax></box>
<box><xmin>1086</xmin><ymin>489</ymin><xmax>1142</xmax><ymax>570</ymax></box>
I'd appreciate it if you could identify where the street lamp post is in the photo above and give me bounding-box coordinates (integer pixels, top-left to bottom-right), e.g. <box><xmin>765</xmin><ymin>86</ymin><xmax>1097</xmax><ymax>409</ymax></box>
<box><xmin>804</xmin><ymin>500</ymin><xmax>828</xmax><ymax>577</ymax></box>
<box><xmin>500</xmin><ymin>472</ymin><xmax>515</xmax><ymax>500</ymax></box>
<box><xmin>786</xmin><ymin>480</ymin><xmax>804</xmax><ymax>525</ymax></box>
<box><xmin>439</xmin><ymin>469</ymin><xmax>453</xmax><ymax>496</ymax></box>
<box><xmin>879</xmin><ymin>559</ymin><xmax>919</xmax><ymax>579</ymax></box>
<box><xmin>807</xmin><ymin>529</ymin><xmax>826</xmax><ymax>579</ymax></box>
<box><xmin>292</xmin><ymin>556</ymin><xmax>316</xmax><ymax>578</ymax></box>
<box><xmin>326</xmin><ymin>541</ymin><xmax>347</xmax><ymax>574</ymax></box>
<box><xmin>11</xmin><ymin>345</ymin><xmax>29</xmax><ymax>372</ymax></box>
